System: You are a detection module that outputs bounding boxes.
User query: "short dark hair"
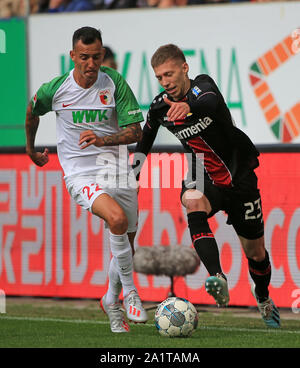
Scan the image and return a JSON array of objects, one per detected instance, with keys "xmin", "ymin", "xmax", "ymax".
[
  {"xmin": 151, "ymin": 44, "xmax": 186, "ymax": 68},
  {"xmin": 72, "ymin": 27, "xmax": 102, "ymax": 48},
  {"xmin": 103, "ymin": 46, "xmax": 115, "ymax": 61}
]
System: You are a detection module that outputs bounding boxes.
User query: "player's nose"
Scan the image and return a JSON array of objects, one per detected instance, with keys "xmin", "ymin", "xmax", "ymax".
[
  {"xmin": 161, "ymin": 77, "xmax": 169, "ymax": 88},
  {"xmin": 87, "ymin": 57, "xmax": 97, "ymax": 69}
]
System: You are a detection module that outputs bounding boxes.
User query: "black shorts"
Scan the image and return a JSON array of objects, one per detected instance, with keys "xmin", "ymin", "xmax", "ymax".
[{"xmin": 180, "ymin": 170, "xmax": 264, "ymax": 240}]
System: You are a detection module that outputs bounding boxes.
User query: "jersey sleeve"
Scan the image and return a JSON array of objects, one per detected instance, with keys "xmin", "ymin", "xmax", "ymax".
[
  {"xmin": 133, "ymin": 102, "xmax": 161, "ymax": 180},
  {"xmin": 101, "ymin": 67, "xmax": 144, "ymax": 127},
  {"xmin": 136, "ymin": 103, "xmax": 160, "ymax": 155},
  {"xmin": 187, "ymin": 74, "xmax": 219, "ymax": 117},
  {"xmin": 31, "ymin": 73, "xmax": 69, "ymax": 116},
  {"xmin": 31, "ymin": 83, "xmax": 54, "ymax": 116}
]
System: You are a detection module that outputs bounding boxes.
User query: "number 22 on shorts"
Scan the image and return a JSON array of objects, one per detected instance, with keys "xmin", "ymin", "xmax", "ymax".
[{"xmin": 82, "ymin": 183, "xmax": 101, "ymax": 200}]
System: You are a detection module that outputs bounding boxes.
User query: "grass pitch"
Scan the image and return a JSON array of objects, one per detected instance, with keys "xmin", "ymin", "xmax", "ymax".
[{"xmin": 0, "ymin": 297, "xmax": 300, "ymax": 348}]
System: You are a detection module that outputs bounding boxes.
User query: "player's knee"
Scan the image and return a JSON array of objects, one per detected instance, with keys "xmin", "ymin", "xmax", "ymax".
[
  {"xmin": 246, "ymin": 249, "xmax": 266, "ymax": 262},
  {"xmin": 184, "ymin": 199, "xmax": 201, "ymax": 213},
  {"xmin": 183, "ymin": 197, "xmax": 210, "ymax": 214},
  {"xmin": 107, "ymin": 211, "xmax": 128, "ymax": 234}
]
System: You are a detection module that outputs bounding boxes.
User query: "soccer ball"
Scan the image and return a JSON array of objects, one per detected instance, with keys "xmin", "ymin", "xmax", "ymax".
[{"xmin": 155, "ymin": 297, "xmax": 198, "ymax": 337}]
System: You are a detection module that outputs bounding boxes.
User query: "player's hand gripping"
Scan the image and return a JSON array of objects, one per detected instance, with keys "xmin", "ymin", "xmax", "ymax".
[
  {"xmin": 79, "ymin": 130, "xmax": 102, "ymax": 149},
  {"xmin": 164, "ymin": 96, "xmax": 190, "ymax": 121},
  {"xmin": 27, "ymin": 148, "xmax": 49, "ymax": 167}
]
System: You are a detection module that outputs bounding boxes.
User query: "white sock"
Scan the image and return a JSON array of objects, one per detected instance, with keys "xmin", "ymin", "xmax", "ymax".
[
  {"xmin": 106, "ymin": 256, "xmax": 122, "ymax": 305},
  {"xmin": 109, "ymin": 231, "xmax": 136, "ymax": 297}
]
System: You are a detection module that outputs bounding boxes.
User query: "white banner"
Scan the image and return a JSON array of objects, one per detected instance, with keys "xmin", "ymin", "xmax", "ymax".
[{"xmin": 28, "ymin": 3, "xmax": 300, "ymax": 145}]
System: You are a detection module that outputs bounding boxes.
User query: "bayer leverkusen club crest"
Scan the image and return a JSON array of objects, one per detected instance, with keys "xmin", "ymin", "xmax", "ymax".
[{"xmin": 99, "ymin": 89, "xmax": 112, "ymax": 105}]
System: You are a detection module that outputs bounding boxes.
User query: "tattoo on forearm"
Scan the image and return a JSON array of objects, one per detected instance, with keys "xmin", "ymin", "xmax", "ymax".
[
  {"xmin": 25, "ymin": 103, "xmax": 40, "ymax": 152},
  {"xmin": 101, "ymin": 123, "xmax": 142, "ymax": 146}
]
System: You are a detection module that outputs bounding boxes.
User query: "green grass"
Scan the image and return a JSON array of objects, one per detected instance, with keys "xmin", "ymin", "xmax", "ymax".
[{"xmin": 1, "ymin": 298, "xmax": 300, "ymax": 348}]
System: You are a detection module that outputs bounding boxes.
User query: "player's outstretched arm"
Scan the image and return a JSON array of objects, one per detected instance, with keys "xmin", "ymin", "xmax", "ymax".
[
  {"xmin": 79, "ymin": 122, "xmax": 142, "ymax": 149},
  {"xmin": 25, "ymin": 102, "xmax": 49, "ymax": 167}
]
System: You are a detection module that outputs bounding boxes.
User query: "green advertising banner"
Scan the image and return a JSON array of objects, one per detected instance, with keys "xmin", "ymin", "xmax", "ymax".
[{"xmin": 0, "ymin": 18, "xmax": 27, "ymax": 146}]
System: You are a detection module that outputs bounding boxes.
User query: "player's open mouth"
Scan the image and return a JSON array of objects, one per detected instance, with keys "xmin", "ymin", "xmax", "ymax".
[{"xmin": 166, "ymin": 87, "xmax": 176, "ymax": 94}]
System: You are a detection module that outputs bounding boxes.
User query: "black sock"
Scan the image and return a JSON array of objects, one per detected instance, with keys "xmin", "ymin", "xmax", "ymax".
[
  {"xmin": 187, "ymin": 211, "xmax": 223, "ymax": 276},
  {"xmin": 248, "ymin": 251, "xmax": 271, "ymax": 303}
]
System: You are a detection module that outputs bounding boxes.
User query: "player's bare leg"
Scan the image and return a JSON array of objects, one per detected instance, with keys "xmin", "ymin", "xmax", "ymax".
[
  {"xmin": 92, "ymin": 194, "xmax": 136, "ymax": 295},
  {"xmin": 93, "ymin": 194, "xmax": 134, "ymax": 332},
  {"xmin": 240, "ymin": 235, "xmax": 280, "ymax": 328},
  {"xmin": 182, "ymin": 189, "xmax": 229, "ymax": 306}
]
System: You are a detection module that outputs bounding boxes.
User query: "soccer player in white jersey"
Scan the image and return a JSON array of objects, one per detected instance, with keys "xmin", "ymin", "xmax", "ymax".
[{"xmin": 25, "ymin": 26, "xmax": 148, "ymax": 333}]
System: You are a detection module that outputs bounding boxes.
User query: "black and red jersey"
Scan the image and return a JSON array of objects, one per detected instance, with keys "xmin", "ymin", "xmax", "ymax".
[{"xmin": 135, "ymin": 74, "xmax": 259, "ymax": 188}]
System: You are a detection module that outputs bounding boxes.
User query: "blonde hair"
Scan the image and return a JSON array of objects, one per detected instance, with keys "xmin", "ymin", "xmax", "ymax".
[{"xmin": 151, "ymin": 44, "xmax": 186, "ymax": 68}]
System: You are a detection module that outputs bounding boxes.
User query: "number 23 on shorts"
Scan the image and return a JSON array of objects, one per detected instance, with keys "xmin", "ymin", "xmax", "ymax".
[{"xmin": 244, "ymin": 198, "xmax": 262, "ymax": 221}]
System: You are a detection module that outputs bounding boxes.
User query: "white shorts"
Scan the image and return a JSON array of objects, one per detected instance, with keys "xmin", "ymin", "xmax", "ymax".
[{"xmin": 65, "ymin": 173, "xmax": 138, "ymax": 233}]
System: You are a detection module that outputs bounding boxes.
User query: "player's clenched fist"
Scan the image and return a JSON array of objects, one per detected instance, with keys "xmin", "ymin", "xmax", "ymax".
[{"xmin": 27, "ymin": 148, "xmax": 49, "ymax": 167}]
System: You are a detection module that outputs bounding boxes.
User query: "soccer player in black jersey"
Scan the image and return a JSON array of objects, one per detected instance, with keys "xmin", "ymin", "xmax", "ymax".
[{"xmin": 134, "ymin": 44, "xmax": 280, "ymax": 328}]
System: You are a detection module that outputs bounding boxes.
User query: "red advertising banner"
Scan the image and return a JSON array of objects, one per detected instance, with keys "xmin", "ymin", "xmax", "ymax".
[{"xmin": 0, "ymin": 152, "xmax": 300, "ymax": 308}]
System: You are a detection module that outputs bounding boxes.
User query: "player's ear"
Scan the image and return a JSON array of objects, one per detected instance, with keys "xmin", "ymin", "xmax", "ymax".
[
  {"xmin": 100, "ymin": 47, "xmax": 106, "ymax": 65},
  {"xmin": 70, "ymin": 50, "xmax": 75, "ymax": 62},
  {"xmin": 182, "ymin": 62, "xmax": 189, "ymax": 75}
]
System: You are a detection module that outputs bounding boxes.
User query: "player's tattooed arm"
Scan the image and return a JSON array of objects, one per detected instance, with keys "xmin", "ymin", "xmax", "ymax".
[
  {"xmin": 25, "ymin": 102, "xmax": 49, "ymax": 166},
  {"xmin": 79, "ymin": 122, "xmax": 142, "ymax": 149}
]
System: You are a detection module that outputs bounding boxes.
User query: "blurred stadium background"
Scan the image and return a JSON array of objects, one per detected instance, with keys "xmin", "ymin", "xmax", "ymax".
[{"xmin": 1, "ymin": 0, "xmax": 300, "ymax": 317}]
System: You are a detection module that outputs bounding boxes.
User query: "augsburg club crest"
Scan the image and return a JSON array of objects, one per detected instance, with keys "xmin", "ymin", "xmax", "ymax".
[{"xmin": 99, "ymin": 89, "xmax": 112, "ymax": 105}]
